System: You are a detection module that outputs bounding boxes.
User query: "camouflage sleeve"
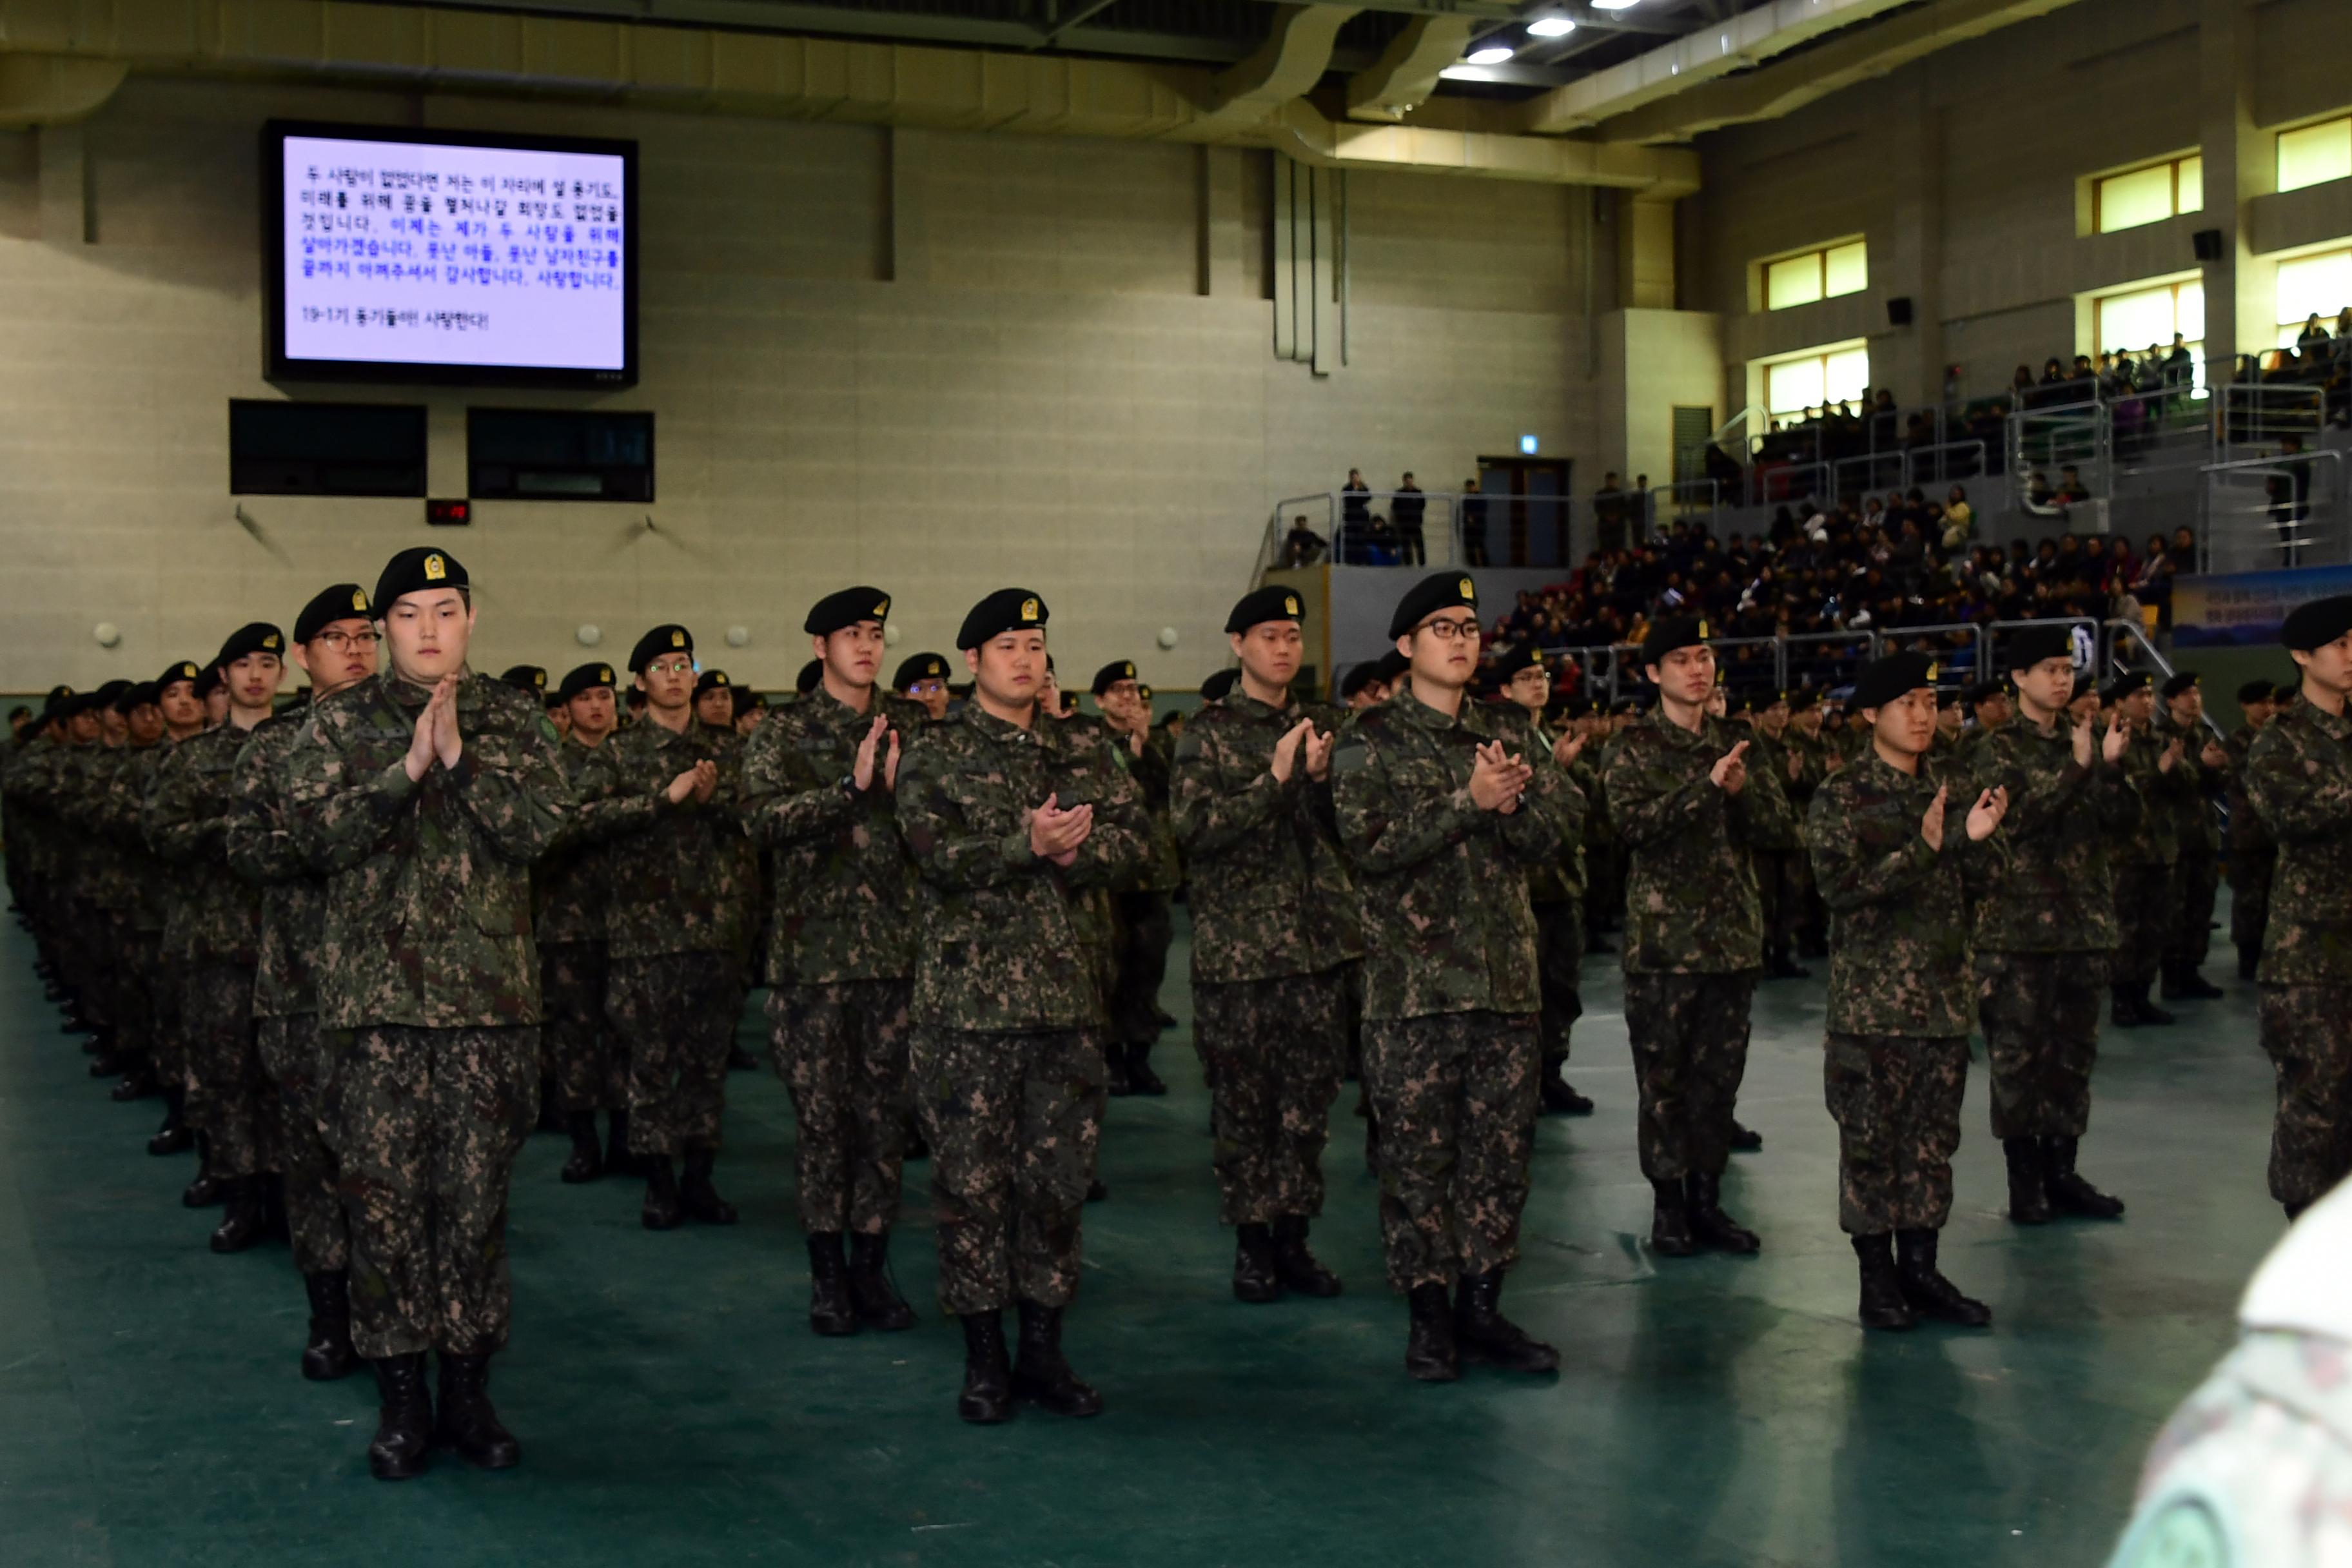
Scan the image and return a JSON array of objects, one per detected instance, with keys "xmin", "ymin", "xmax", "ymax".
[
  {"xmin": 1727, "ymin": 745, "xmax": 1796, "ymax": 847},
  {"xmin": 2246, "ymin": 726, "xmax": 2352, "ymax": 843},
  {"xmin": 142, "ymin": 740, "xmax": 220, "ymax": 864},
  {"xmin": 896, "ymin": 738, "xmax": 1043, "ymax": 892},
  {"xmin": 1602, "ymin": 739, "xmax": 1725, "ymax": 852},
  {"xmin": 1170, "ymin": 721, "xmax": 1291, "ymax": 855},
  {"xmin": 737, "ymin": 718, "xmax": 859, "ymax": 849},
  {"xmin": 447, "ymin": 718, "xmax": 570, "ymax": 867},
  {"xmin": 1807, "ymin": 788, "xmax": 1940, "ymax": 912},
  {"xmin": 2099, "ymin": 752, "xmax": 2147, "ymax": 835},
  {"xmin": 222, "ymin": 729, "xmax": 306, "ymax": 887},
  {"xmin": 566, "ymin": 738, "xmax": 667, "ymax": 844},
  {"xmin": 1063, "ymin": 736, "xmax": 1150, "ymax": 890},
  {"xmin": 1500, "ymin": 747, "xmax": 1583, "ymax": 866},
  {"xmin": 1126, "ymin": 727, "xmax": 1172, "ymax": 808},
  {"xmin": 1972, "ymin": 741, "xmax": 2090, "ymax": 842},
  {"xmin": 1330, "ymin": 727, "xmax": 1491, "ymax": 876},
  {"xmin": 283, "ymin": 714, "xmax": 422, "ymax": 875}
]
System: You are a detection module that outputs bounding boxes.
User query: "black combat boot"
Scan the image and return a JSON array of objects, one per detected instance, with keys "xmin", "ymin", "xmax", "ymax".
[
  {"xmin": 679, "ymin": 1146, "xmax": 738, "ymax": 1224},
  {"xmin": 1649, "ymin": 1177, "xmax": 1698, "ymax": 1257},
  {"xmin": 209, "ymin": 1175, "xmax": 266, "ymax": 1253},
  {"xmin": 301, "ymin": 1270, "xmax": 358, "ymax": 1380},
  {"xmin": 110, "ymin": 1062, "xmax": 156, "ymax": 1101},
  {"xmin": 2003, "ymin": 1138, "xmax": 2050, "ymax": 1224},
  {"xmin": 846, "ymin": 1231, "xmax": 917, "ymax": 1330},
  {"xmin": 956, "ymin": 1311, "xmax": 1014, "ymax": 1424},
  {"xmin": 558, "ymin": 1112, "xmax": 602, "ymax": 1184},
  {"xmin": 1538, "ymin": 1055, "xmax": 1594, "ymax": 1115},
  {"xmin": 2135, "ymin": 986, "xmax": 2177, "ymax": 1026},
  {"xmin": 1896, "ymin": 1230, "xmax": 1992, "ymax": 1327},
  {"xmin": 88, "ymin": 1041, "xmax": 128, "ymax": 1077},
  {"xmin": 1687, "ymin": 1172, "xmax": 1761, "ymax": 1254},
  {"xmin": 1454, "ymin": 1269, "xmax": 1560, "ymax": 1373},
  {"xmin": 640, "ymin": 1156, "xmax": 683, "ymax": 1231},
  {"xmin": 1086, "ymin": 1179, "xmax": 1109, "ymax": 1203},
  {"xmin": 148, "ymin": 1089, "xmax": 193, "ymax": 1157},
  {"xmin": 807, "ymin": 1232, "xmax": 859, "ymax": 1336},
  {"xmin": 1729, "ymin": 1121, "xmax": 1764, "ymax": 1153},
  {"xmin": 1124, "ymin": 1041, "xmax": 1168, "ymax": 1096},
  {"xmin": 1011, "ymin": 1300, "xmax": 1102, "ymax": 1417},
  {"xmin": 367, "ymin": 1353, "xmax": 433, "ymax": 1481},
  {"xmin": 1851, "ymin": 1234, "xmax": 1914, "ymax": 1330},
  {"xmin": 1272, "ymin": 1215, "xmax": 1343, "ymax": 1297},
  {"xmin": 1404, "ymin": 1282, "xmax": 1460, "ymax": 1382},
  {"xmin": 534, "ymin": 1077, "xmax": 565, "ymax": 1134},
  {"xmin": 434, "ymin": 1351, "xmax": 521, "ymax": 1470},
  {"xmin": 2162, "ymin": 964, "xmax": 2224, "ymax": 1001},
  {"xmin": 604, "ymin": 1109, "xmax": 638, "ymax": 1179},
  {"xmin": 2043, "ymin": 1136, "xmax": 2124, "ymax": 1219},
  {"xmin": 1231, "ymin": 1222, "xmax": 1282, "ymax": 1303},
  {"xmin": 2109, "ymin": 984, "xmax": 2142, "ymax": 1028}
]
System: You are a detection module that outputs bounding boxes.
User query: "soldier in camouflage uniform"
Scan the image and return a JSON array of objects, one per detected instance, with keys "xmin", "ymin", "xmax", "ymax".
[
  {"xmin": 894, "ymin": 587, "xmax": 1148, "ymax": 1424},
  {"xmin": 2154, "ymin": 671, "xmax": 2230, "ymax": 1001},
  {"xmin": 283, "ymin": 547, "xmax": 570, "ymax": 1480},
  {"xmin": 1333, "ymin": 573, "xmax": 1567, "ymax": 1383},
  {"xmin": 55, "ymin": 681, "xmax": 138, "ymax": 1085},
  {"xmin": 1745, "ymin": 689, "xmax": 1812, "ymax": 980},
  {"xmin": 1491, "ymin": 642, "xmax": 1596, "ymax": 1115},
  {"xmin": 15, "ymin": 692, "xmax": 106, "ymax": 1054},
  {"xmin": 1171, "ymin": 585, "xmax": 1358, "ymax": 1303},
  {"xmin": 2242, "ymin": 596, "xmax": 2352, "ymax": 1219},
  {"xmin": 2106, "ymin": 672, "xmax": 2187, "ymax": 1027},
  {"xmin": 2225, "ymin": 680, "xmax": 2278, "ymax": 981},
  {"xmin": 536, "ymin": 662, "xmax": 629, "ymax": 1183},
  {"xmin": 83, "ymin": 680, "xmax": 171, "ymax": 1105},
  {"xmin": 121, "ymin": 664, "xmax": 210, "ymax": 1157},
  {"xmin": 1967, "ymin": 622, "xmax": 2137, "ymax": 1225},
  {"xmin": 895, "ymin": 651, "xmax": 955, "ymax": 723},
  {"xmin": 1092, "ymin": 659, "xmax": 1181, "ymax": 1097},
  {"xmin": 574, "ymin": 624, "xmax": 754, "ymax": 1230},
  {"xmin": 224, "ymin": 585, "xmax": 378, "ymax": 1383},
  {"xmin": 144, "ymin": 622, "xmax": 286, "ymax": 1252},
  {"xmin": 1809, "ymin": 652, "xmax": 2009, "ymax": 1332},
  {"xmin": 1603, "ymin": 615, "xmax": 1796, "ymax": 1259},
  {"xmin": 1, "ymin": 689, "xmax": 75, "ymax": 1028},
  {"xmin": 1784, "ymin": 689, "xmax": 1834, "ymax": 957},
  {"xmin": 739, "ymin": 587, "xmax": 925, "ymax": 1337}
]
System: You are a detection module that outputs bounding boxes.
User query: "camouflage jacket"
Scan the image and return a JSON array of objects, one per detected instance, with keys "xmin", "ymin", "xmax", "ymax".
[
  {"xmin": 2116, "ymin": 724, "xmax": 2190, "ymax": 867},
  {"xmin": 2153, "ymin": 711, "xmax": 2225, "ymax": 855},
  {"xmin": 284, "ymin": 669, "xmax": 571, "ymax": 1030},
  {"xmin": 1331, "ymin": 692, "xmax": 1563, "ymax": 1021},
  {"xmin": 1502, "ymin": 710, "xmax": 1589, "ymax": 905},
  {"xmin": 531, "ymin": 738, "xmax": 612, "ymax": 947},
  {"xmin": 1808, "ymin": 752, "xmax": 2009, "ymax": 1036},
  {"xmin": 1170, "ymin": 691, "xmax": 1362, "ymax": 985},
  {"xmin": 6, "ymin": 736, "xmax": 74, "ymax": 882},
  {"xmin": 1739, "ymin": 730, "xmax": 1807, "ymax": 851},
  {"xmin": 2224, "ymin": 723, "xmax": 2272, "ymax": 854},
  {"xmin": 896, "ymin": 703, "xmax": 1150, "ymax": 1031},
  {"xmin": 737, "ymin": 688, "xmax": 925, "ymax": 987},
  {"xmin": 1071, "ymin": 716, "xmax": 1182, "ymax": 894},
  {"xmin": 224, "ymin": 709, "xmax": 326, "ymax": 1018},
  {"xmin": 92, "ymin": 743, "xmax": 172, "ymax": 933},
  {"xmin": 2244, "ymin": 698, "xmax": 2352, "ymax": 986},
  {"xmin": 1603, "ymin": 711, "xmax": 1795, "ymax": 975},
  {"xmin": 573, "ymin": 714, "xmax": 752, "ymax": 961},
  {"xmin": 1966, "ymin": 717, "xmax": 2141, "ymax": 954},
  {"xmin": 144, "ymin": 721, "xmax": 267, "ymax": 968}
]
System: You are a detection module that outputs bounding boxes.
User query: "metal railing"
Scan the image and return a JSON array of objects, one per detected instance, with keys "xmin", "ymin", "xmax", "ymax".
[
  {"xmin": 2006, "ymin": 398, "xmax": 2110, "ymax": 511},
  {"xmin": 2199, "ymin": 448, "xmax": 2347, "ymax": 572}
]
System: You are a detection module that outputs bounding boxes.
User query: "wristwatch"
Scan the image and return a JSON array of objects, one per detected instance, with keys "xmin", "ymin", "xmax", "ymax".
[{"xmin": 838, "ymin": 772, "xmax": 861, "ymax": 798}]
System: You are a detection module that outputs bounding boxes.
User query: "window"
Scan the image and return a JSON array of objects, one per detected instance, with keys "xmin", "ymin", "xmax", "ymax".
[
  {"xmin": 2278, "ymin": 117, "xmax": 2352, "ymax": 195},
  {"xmin": 1761, "ymin": 240, "xmax": 1867, "ymax": 311},
  {"xmin": 1762, "ymin": 341, "xmax": 1870, "ymax": 418},
  {"xmin": 2093, "ymin": 154, "xmax": 2201, "ymax": 233},
  {"xmin": 2092, "ymin": 277, "xmax": 2204, "ymax": 391},
  {"xmin": 2275, "ymin": 248, "xmax": 2352, "ymax": 346}
]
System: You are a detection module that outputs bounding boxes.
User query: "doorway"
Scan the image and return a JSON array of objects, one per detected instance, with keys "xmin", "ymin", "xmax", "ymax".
[{"xmin": 1471, "ymin": 456, "xmax": 1576, "ymax": 569}]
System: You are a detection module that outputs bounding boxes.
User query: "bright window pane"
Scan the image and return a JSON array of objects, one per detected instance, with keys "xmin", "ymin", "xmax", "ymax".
[
  {"xmin": 1824, "ymin": 346, "xmax": 1871, "ymax": 405},
  {"xmin": 1766, "ymin": 254, "xmax": 1821, "ymax": 310},
  {"xmin": 2098, "ymin": 164, "xmax": 2176, "ymax": 233},
  {"xmin": 2277, "ymin": 251, "xmax": 2352, "ymax": 333},
  {"xmin": 2176, "ymin": 155, "xmax": 2202, "ymax": 213},
  {"xmin": 2278, "ymin": 120, "xmax": 2352, "ymax": 194},
  {"xmin": 2097, "ymin": 284, "xmax": 2179, "ymax": 353},
  {"xmin": 1766, "ymin": 358, "xmax": 1824, "ymax": 415},
  {"xmin": 2177, "ymin": 279, "xmax": 2205, "ymax": 341},
  {"xmin": 1824, "ymin": 241, "xmax": 1867, "ymax": 299}
]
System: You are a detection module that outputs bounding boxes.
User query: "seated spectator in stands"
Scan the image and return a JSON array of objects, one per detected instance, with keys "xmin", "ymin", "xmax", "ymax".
[
  {"xmin": 1941, "ymin": 485, "xmax": 1974, "ymax": 551},
  {"xmin": 2298, "ymin": 313, "xmax": 2330, "ymax": 351},
  {"xmin": 1391, "ymin": 473, "xmax": 1426, "ymax": 566},
  {"xmin": 2024, "ymin": 470, "xmax": 2066, "ymax": 516},
  {"xmin": 2171, "ymin": 525, "xmax": 2198, "ymax": 564},
  {"xmin": 2136, "ymin": 536, "xmax": 2177, "ymax": 630},
  {"xmin": 1459, "ymin": 477, "xmax": 1489, "ymax": 566},
  {"xmin": 2056, "ymin": 465, "xmax": 2092, "ymax": 504},
  {"xmin": 1279, "ymin": 513, "xmax": 1328, "ymax": 568},
  {"xmin": 2164, "ymin": 333, "xmax": 2195, "ymax": 391},
  {"xmin": 2099, "ymin": 534, "xmax": 2137, "ymax": 596}
]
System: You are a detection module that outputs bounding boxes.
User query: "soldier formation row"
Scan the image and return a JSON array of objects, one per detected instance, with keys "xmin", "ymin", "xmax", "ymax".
[{"xmin": 7, "ymin": 554, "xmax": 2351, "ymax": 1482}]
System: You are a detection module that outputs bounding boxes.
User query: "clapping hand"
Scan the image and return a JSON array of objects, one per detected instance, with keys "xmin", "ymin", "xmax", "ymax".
[
  {"xmin": 1270, "ymin": 719, "xmax": 1314, "ymax": 784},
  {"xmin": 1711, "ymin": 740, "xmax": 1750, "ymax": 796},
  {"xmin": 1965, "ymin": 785, "xmax": 2008, "ymax": 841},
  {"xmin": 1469, "ymin": 740, "xmax": 1533, "ymax": 813},
  {"xmin": 853, "ymin": 716, "xmax": 888, "ymax": 791},
  {"xmin": 1553, "ymin": 730, "xmax": 1588, "ymax": 768},
  {"xmin": 1921, "ymin": 785, "xmax": 1949, "ymax": 852},
  {"xmin": 1028, "ymin": 792, "xmax": 1094, "ymax": 867}
]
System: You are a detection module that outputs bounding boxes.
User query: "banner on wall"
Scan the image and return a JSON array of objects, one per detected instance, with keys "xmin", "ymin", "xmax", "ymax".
[{"xmin": 2173, "ymin": 565, "xmax": 2352, "ymax": 647}]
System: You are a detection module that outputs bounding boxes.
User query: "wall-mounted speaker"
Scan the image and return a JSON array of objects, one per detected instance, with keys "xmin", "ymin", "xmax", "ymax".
[
  {"xmin": 2192, "ymin": 228, "xmax": 2224, "ymax": 262},
  {"xmin": 1886, "ymin": 297, "xmax": 1914, "ymax": 327}
]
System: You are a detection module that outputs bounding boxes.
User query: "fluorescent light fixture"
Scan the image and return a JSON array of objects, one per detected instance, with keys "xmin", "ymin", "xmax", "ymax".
[
  {"xmin": 1465, "ymin": 44, "xmax": 1516, "ymax": 63},
  {"xmin": 1591, "ymin": 0, "xmax": 1641, "ymax": 10},
  {"xmin": 1527, "ymin": 14, "xmax": 1576, "ymax": 35}
]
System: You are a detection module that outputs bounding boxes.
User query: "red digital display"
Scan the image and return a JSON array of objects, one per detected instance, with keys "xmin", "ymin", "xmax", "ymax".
[{"xmin": 427, "ymin": 498, "xmax": 472, "ymax": 526}]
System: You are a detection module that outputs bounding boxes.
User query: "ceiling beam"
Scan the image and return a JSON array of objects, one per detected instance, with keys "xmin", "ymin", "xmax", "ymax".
[
  {"xmin": 1345, "ymin": 13, "xmax": 1475, "ymax": 120},
  {"xmin": 1194, "ymin": 3, "xmax": 1360, "ymax": 133}
]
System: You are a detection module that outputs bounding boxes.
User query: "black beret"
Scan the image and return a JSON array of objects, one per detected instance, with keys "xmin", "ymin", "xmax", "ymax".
[
  {"xmin": 732, "ymin": 687, "xmax": 765, "ymax": 721},
  {"xmin": 1091, "ymin": 660, "xmax": 1140, "ymax": 698},
  {"xmin": 40, "ymin": 683, "xmax": 75, "ymax": 719},
  {"xmin": 1387, "ymin": 572, "xmax": 1480, "ymax": 640},
  {"xmin": 2004, "ymin": 621, "xmax": 2075, "ymax": 672},
  {"xmin": 1373, "ymin": 649, "xmax": 1411, "ymax": 684},
  {"xmin": 1338, "ymin": 662, "xmax": 1384, "ymax": 699},
  {"xmin": 695, "ymin": 669, "xmax": 732, "ymax": 696},
  {"xmin": 48, "ymin": 691, "xmax": 86, "ymax": 721},
  {"xmin": 1965, "ymin": 680, "xmax": 2004, "ymax": 705},
  {"xmin": 294, "ymin": 583, "xmax": 373, "ymax": 644},
  {"xmin": 556, "ymin": 662, "xmax": 618, "ymax": 701},
  {"xmin": 1227, "ymin": 585, "xmax": 1306, "ymax": 635},
  {"xmin": 629, "ymin": 625, "xmax": 694, "ymax": 674},
  {"xmin": 1783, "ymin": 687, "xmax": 1816, "ymax": 712},
  {"xmin": 1850, "ymin": 652, "xmax": 1939, "ymax": 711},
  {"xmin": 2102, "ymin": 671, "xmax": 2149, "ymax": 702},
  {"xmin": 894, "ymin": 653, "xmax": 950, "ymax": 691},
  {"xmin": 193, "ymin": 665, "xmax": 224, "ymax": 699},
  {"xmin": 1490, "ymin": 643, "xmax": 1543, "ymax": 682},
  {"xmin": 1611, "ymin": 697, "xmax": 1640, "ymax": 716},
  {"xmin": 2235, "ymin": 680, "xmax": 2273, "ymax": 705},
  {"xmin": 2281, "ymin": 595, "xmax": 2352, "ymax": 652},
  {"xmin": 957, "ymin": 588, "xmax": 1049, "ymax": 651},
  {"xmin": 1200, "ymin": 669, "xmax": 1239, "ymax": 701},
  {"xmin": 1642, "ymin": 614, "xmax": 1712, "ymax": 667},
  {"xmin": 2160, "ymin": 671, "xmax": 2200, "ymax": 700},
  {"xmin": 157, "ymin": 661, "xmax": 202, "ymax": 691},
  {"xmin": 1762, "ymin": 689, "xmax": 1791, "ymax": 709},
  {"xmin": 500, "ymin": 665, "xmax": 548, "ymax": 694},
  {"xmin": 805, "ymin": 586, "xmax": 892, "ymax": 638},
  {"xmin": 118, "ymin": 681, "xmax": 159, "ymax": 713},
  {"xmin": 796, "ymin": 659, "xmax": 823, "ymax": 696},
  {"xmin": 1936, "ymin": 687, "xmax": 1963, "ymax": 709},
  {"xmin": 373, "ymin": 547, "xmax": 467, "ymax": 611},
  {"xmin": 215, "ymin": 622, "xmax": 286, "ymax": 667},
  {"xmin": 90, "ymin": 680, "xmax": 132, "ymax": 715},
  {"xmin": 544, "ymin": 691, "xmax": 567, "ymax": 712}
]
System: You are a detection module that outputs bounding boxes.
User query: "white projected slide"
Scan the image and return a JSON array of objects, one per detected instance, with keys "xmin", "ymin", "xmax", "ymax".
[{"xmin": 280, "ymin": 133, "xmax": 628, "ymax": 373}]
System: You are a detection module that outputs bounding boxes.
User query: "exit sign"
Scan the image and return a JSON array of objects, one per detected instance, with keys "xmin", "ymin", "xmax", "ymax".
[{"xmin": 1518, "ymin": 435, "xmax": 1539, "ymax": 455}]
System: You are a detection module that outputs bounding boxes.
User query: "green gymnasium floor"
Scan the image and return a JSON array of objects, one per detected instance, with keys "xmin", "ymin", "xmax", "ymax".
[{"xmin": 1, "ymin": 909, "xmax": 2286, "ymax": 1567}]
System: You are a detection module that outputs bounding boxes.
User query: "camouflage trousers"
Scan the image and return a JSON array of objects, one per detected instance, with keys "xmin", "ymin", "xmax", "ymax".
[
  {"xmin": 1823, "ymin": 1032, "xmax": 1968, "ymax": 1235},
  {"xmin": 2229, "ymin": 851, "xmax": 2274, "ymax": 958},
  {"xmin": 149, "ymin": 956, "xmax": 186, "ymax": 1092},
  {"xmin": 1622, "ymin": 971, "xmax": 1756, "ymax": 1182},
  {"xmin": 1754, "ymin": 849, "xmax": 1807, "ymax": 962},
  {"xmin": 1110, "ymin": 890, "xmax": 1174, "ymax": 1050},
  {"xmin": 768, "ymin": 979, "xmax": 914, "ymax": 1236},
  {"xmin": 256, "ymin": 1012, "xmax": 349, "ymax": 1275},
  {"xmin": 2166, "ymin": 847, "xmax": 2220, "ymax": 972},
  {"xmin": 1193, "ymin": 969, "xmax": 1346, "ymax": 1228},
  {"xmin": 911, "ymin": 1027, "xmax": 1106, "ymax": 1317},
  {"xmin": 2111, "ymin": 863, "xmax": 2172, "ymax": 990},
  {"xmin": 322, "ymin": 1024, "xmax": 536, "ymax": 1360},
  {"xmin": 60, "ymin": 897, "xmax": 117, "ymax": 1033},
  {"xmin": 608, "ymin": 951, "xmax": 741, "ymax": 1157},
  {"xmin": 183, "ymin": 961, "xmax": 277, "ymax": 1179},
  {"xmin": 1533, "ymin": 899, "xmax": 1585, "ymax": 1065},
  {"xmin": 2258, "ymin": 984, "xmax": 2352, "ymax": 1210},
  {"xmin": 1362, "ymin": 1010, "xmax": 1540, "ymax": 1293},
  {"xmin": 1977, "ymin": 950, "xmax": 2104, "ymax": 1139},
  {"xmin": 109, "ymin": 919, "xmax": 158, "ymax": 1068},
  {"xmin": 541, "ymin": 941, "xmax": 624, "ymax": 1114}
]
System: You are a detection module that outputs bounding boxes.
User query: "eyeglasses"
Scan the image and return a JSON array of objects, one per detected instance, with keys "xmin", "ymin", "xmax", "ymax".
[
  {"xmin": 315, "ymin": 629, "xmax": 380, "ymax": 652},
  {"xmin": 1418, "ymin": 618, "xmax": 1482, "ymax": 642},
  {"xmin": 645, "ymin": 659, "xmax": 696, "ymax": 678},
  {"xmin": 908, "ymin": 681, "xmax": 945, "ymax": 696}
]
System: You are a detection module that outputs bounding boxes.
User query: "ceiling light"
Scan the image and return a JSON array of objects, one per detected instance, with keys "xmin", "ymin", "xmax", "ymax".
[
  {"xmin": 1592, "ymin": 0, "xmax": 1640, "ymax": 10},
  {"xmin": 1527, "ymin": 15, "xmax": 1576, "ymax": 35},
  {"xmin": 1465, "ymin": 44, "xmax": 1516, "ymax": 64}
]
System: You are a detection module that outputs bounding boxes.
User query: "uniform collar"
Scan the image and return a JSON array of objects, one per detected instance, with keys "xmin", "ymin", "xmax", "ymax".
[{"xmin": 963, "ymin": 703, "xmax": 1043, "ymax": 743}]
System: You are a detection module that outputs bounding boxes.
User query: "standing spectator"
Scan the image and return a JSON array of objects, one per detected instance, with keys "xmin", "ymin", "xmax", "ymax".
[
  {"xmin": 1341, "ymin": 469, "xmax": 1372, "ymax": 538},
  {"xmin": 2269, "ymin": 435, "xmax": 2313, "ymax": 567},
  {"xmin": 1594, "ymin": 472, "xmax": 1629, "ymax": 555},
  {"xmin": 1460, "ymin": 477, "xmax": 1490, "ymax": 567},
  {"xmin": 1632, "ymin": 475, "xmax": 1654, "ymax": 545},
  {"xmin": 2297, "ymin": 313, "xmax": 2330, "ymax": 351},
  {"xmin": 1391, "ymin": 473, "xmax": 1427, "ymax": 567}
]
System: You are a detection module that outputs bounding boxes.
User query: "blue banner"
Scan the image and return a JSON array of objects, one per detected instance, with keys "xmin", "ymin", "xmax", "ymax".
[{"xmin": 2173, "ymin": 565, "xmax": 2352, "ymax": 647}]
